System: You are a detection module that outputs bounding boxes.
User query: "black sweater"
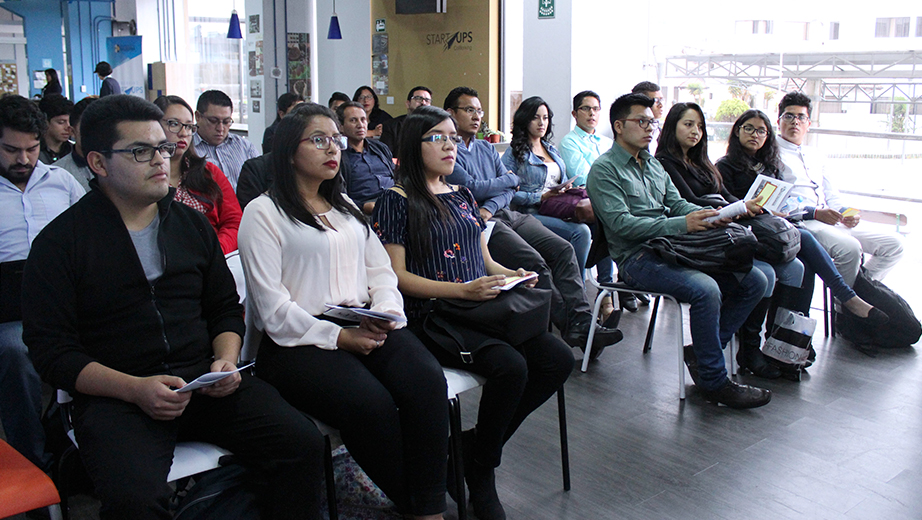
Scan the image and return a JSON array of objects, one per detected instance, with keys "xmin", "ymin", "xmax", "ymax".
[
  {"xmin": 657, "ymin": 154, "xmax": 737, "ymax": 208},
  {"xmin": 23, "ymin": 184, "xmax": 244, "ymax": 393}
]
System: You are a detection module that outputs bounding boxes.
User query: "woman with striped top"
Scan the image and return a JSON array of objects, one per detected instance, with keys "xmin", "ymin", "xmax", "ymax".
[{"xmin": 373, "ymin": 106, "xmax": 573, "ymax": 520}]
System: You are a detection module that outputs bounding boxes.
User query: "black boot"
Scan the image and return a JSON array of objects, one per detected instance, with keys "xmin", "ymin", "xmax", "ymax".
[
  {"xmin": 462, "ymin": 429, "xmax": 506, "ymax": 520},
  {"xmin": 737, "ymin": 298, "xmax": 781, "ymax": 379}
]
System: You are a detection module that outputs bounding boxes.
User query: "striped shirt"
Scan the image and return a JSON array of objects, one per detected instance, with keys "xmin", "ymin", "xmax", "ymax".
[
  {"xmin": 192, "ymin": 132, "xmax": 260, "ymax": 191},
  {"xmin": 373, "ymin": 186, "xmax": 486, "ymax": 319}
]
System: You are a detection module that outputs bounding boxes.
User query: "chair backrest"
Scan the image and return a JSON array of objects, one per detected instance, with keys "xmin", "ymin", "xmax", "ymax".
[
  {"xmin": 586, "ymin": 222, "xmax": 610, "ymax": 270},
  {"xmin": 240, "ymin": 296, "xmax": 262, "ymax": 363}
]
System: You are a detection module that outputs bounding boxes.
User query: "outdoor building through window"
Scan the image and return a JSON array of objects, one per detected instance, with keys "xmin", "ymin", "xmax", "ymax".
[{"xmin": 187, "ymin": 0, "xmax": 247, "ymax": 126}]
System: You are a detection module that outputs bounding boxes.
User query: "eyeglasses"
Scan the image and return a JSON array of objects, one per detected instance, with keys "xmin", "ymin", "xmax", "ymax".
[
  {"xmin": 421, "ymin": 134, "xmax": 462, "ymax": 145},
  {"xmin": 357, "ymin": 95, "xmax": 375, "ymax": 102},
  {"xmin": 410, "ymin": 96, "xmax": 432, "ymax": 104},
  {"xmin": 577, "ymin": 106, "xmax": 602, "ymax": 114},
  {"xmin": 162, "ymin": 119, "xmax": 199, "ymax": 134},
  {"xmin": 202, "ymin": 115, "xmax": 234, "ymax": 127},
  {"xmin": 780, "ymin": 113, "xmax": 810, "ymax": 123},
  {"xmin": 620, "ymin": 118, "xmax": 659, "ymax": 130},
  {"xmin": 652, "ymin": 97, "xmax": 665, "ymax": 106},
  {"xmin": 102, "ymin": 142, "xmax": 177, "ymax": 162},
  {"xmin": 740, "ymin": 124, "xmax": 768, "ymax": 137},
  {"xmin": 453, "ymin": 106, "xmax": 484, "ymax": 117},
  {"xmin": 300, "ymin": 135, "xmax": 347, "ymax": 150}
]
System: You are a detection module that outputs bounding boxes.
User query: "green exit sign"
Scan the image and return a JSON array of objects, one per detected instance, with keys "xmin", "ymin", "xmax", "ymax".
[{"xmin": 538, "ymin": 0, "xmax": 555, "ymax": 19}]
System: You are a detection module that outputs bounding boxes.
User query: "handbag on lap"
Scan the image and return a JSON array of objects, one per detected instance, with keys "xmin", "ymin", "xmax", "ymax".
[
  {"xmin": 538, "ymin": 188, "xmax": 595, "ymax": 223},
  {"xmin": 421, "ymin": 285, "xmax": 552, "ymax": 363}
]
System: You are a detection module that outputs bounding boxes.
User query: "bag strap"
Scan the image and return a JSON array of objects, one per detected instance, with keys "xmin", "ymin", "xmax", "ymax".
[{"xmin": 388, "ymin": 185, "xmax": 408, "ymax": 198}]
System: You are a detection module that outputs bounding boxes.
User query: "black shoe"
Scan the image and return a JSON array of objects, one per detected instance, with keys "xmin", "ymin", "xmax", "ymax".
[
  {"xmin": 700, "ymin": 379, "xmax": 772, "ymax": 409},
  {"xmin": 566, "ymin": 325, "xmax": 624, "ymax": 361},
  {"xmin": 683, "ymin": 344, "xmax": 702, "ymax": 387},
  {"xmin": 846, "ymin": 306, "xmax": 890, "ymax": 326},
  {"xmin": 619, "ymin": 292, "xmax": 638, "ymax": 312},
  {"xmin": 464, "ymin": 447, "xmax": 506, "ymax": 520},
  {"xmin": 602, "ymin": 308, "xmax": 623, "ymax": 329},
  {"xmin": 636, "ymin": 293, "xmax": 651, "ymax": 306},
  {"xmin": 737, "ymin": 340, "xmax": 782, "ymax": 380}
]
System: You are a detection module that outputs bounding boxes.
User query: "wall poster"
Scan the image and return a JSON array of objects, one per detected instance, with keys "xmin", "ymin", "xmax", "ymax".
[{"xmin": 287, "ymin": 33, "xmax": 310, "ymax": 100}]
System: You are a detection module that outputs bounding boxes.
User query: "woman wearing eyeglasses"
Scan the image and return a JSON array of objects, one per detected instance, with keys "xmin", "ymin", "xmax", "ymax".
[
  {"xmin": 239, "ymin": 103, "xmax": 449, "ymax": 520},
  {"xmin": 373, "ymin": 106, "xmax": 572, "ymax": 520},
  {"xmin": 154, "ymin": 95, "xmax": 242, "ymax": 255},
  {"xmin": 655, "ymin": 102, "xmax": 806, "ymax": 379},
  {"xmin": 717, "ymin": 110, "xmax": 886, "ymax": 360},
  {"xmin": 353, "ymin": 85, "xmax": 392, "ymax": 138},
  {"xmin": 501, "ymin": 96, "xmax": 595, "ymax": 275}
]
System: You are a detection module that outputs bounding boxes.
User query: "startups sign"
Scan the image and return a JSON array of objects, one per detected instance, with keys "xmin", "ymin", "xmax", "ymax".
[{"xmin": 426, "ymin": 31, "xmax": 474, "ymax": 52}]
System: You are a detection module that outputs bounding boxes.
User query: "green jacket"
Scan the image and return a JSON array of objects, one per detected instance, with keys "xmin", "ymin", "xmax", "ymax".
[{"xmin": 586, "ymin": 142, "xmax": 702, "ymax": 265}]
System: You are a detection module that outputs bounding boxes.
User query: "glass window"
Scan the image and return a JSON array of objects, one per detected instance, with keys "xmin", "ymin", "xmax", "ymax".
[
  {"xmin": 876, "ymin": 18, "xmax": 890, "ymax": 37},
  {"xmin": 187, "ymin": 0, "xmax": 247, "ymax": 125},
  {"xmin": 830, "ymin": 22, "xmax": 839, "ymax": 40},
  {"xmin": 895, "ymin": 17, "xmax": 910, "ymax": 37}
]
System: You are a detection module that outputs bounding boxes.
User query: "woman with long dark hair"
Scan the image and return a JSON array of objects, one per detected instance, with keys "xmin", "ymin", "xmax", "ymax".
[
  {"xmin": 373, "ymin": 106, "xmax": 573, "ymax": 520},
  {"xmin": 239, "ymin": 103, "xmax": 449, "ymax": 520},
  {"xmin": 717, "ymin": 109, "xmax": 886, "ymax": 349},
  {"xmin": 500, "ymin": 97, "xmax": 594, "ymax": 272},
  {"xmin": 154, "ymin": 95, "xmax": 242, "ymax": 255},
  {"xmin": 42, "ymin": 69, "xmax": 62, "ymax": 97},
  {"xmin": 655, "ymin": 102, "xmax": 804, "ymax": 378},
  {"xmin": 353, "ymin": 85, "xmax": 392, "ymax": 138}
]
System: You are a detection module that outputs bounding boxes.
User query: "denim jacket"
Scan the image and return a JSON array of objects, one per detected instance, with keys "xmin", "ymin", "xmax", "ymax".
[{"xmin": 501, "ymin": 143, "xmax": 570, "ymax": 213}]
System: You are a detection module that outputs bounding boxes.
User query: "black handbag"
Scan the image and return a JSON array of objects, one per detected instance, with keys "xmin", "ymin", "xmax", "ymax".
[
  {"xmin": 743, "ymin": 213, "xmax": 801, "ymax": 264},
  {"xmin": 422, "ymin": 285, "xmax": 552, "ymax": 363},
  {"xmin": 641, "ymin": 223, "xmax": 758, "ymax": 275}
]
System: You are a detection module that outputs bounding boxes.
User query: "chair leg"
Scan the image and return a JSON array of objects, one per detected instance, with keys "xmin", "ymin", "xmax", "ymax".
[
  {"xmin": 675, "ymin": 298, "xmax": 686, "ymax": 400},
  {"xmin": 48, "ymin": 504, "xmax": 64, "ymax": 520},
  {"xmin": 828, "ymin": 284, "xmax": 836, "ymax": 338},
  {"xmin": 324, "ymin": 435, "xmax": 338, "ymax": 520},
  {"xmin": 581, "ymin": 290, "xmax": 609, "ymax": 373},
  {"xmin": 823, "ymin": 282, "xmax": 831, "ymax": 337},
  {"xmin": 556, "ymin": 388, "xmax": 570, "ymax": 491},
  {"xmin": 448, "ymin": 397, "xmax": 467, "ymax": 520},
  {"xmin": 643, "ymin": 295, "xmax": 662, "ymax": 353}
]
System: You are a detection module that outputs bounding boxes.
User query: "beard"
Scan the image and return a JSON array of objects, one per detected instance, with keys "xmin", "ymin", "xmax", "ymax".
[{"xmin": 0, "ymin": 161, "xmax": 34, "ymax": 186}]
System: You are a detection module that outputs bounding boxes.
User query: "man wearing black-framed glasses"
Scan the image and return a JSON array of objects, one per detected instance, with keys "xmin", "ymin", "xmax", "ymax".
[
  {"xmin": 380, "ymin": 85, "xmax": 433, "ymax": 155},
  {"xmin": 192, "ymin": 90, "xmax": 260, "ymax": 190},
  {"xmin": 632, "ymin": 81, "xmax": 665, "ymax": 154},
  {"xmin": 588, "ymin": 93, "xmax": 771, "ymax": 409},
  {"xmin": 22, "ymin": 95, "xmax": 325, "ymax": 518}
]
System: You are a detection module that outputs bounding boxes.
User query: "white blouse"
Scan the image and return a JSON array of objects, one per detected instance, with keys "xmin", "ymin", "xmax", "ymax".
[{"xmin": 238, "ymin": 195, "xmax": 405, "ymax": 350}]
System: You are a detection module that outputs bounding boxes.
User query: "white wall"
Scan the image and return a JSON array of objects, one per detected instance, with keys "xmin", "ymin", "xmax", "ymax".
[
  {"xmin": 316, "ymin": 0, "xmax": 371, "ymax": 104},
  {"xmin": 522, "ymin": 0, "xmax": 571, "ymax": 146}
]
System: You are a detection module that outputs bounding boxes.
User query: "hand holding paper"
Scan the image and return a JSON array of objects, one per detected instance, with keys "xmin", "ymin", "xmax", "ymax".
[{"xmin": 175, "ymin": 361, "xmax": 254, "ymax": 393}]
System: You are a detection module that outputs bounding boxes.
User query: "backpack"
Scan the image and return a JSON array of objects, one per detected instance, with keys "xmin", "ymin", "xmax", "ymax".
[
  {"xmin": 744, "ymin": 213, "xmax": 801, "ymax": 264},
  {"xmin": 172, "ymin": 464, "xmax": 263, "ymax": 520},
  {"xmin": 641, "ymin": 222, "xmax": 758, "ymax": 276},
  {"xmin": 836, "ymin": 268, "xmax": 921, "ymax": 348}
]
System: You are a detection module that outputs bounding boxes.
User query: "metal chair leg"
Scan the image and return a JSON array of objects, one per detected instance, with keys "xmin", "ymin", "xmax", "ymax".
[
  {"xmin": 557, "ymin": 388, "xmax": 570, "ymax": 491},
  {"xmin": 448, "ymin": 397, "xmax": 467, "ymax": 520},
  {"xmin": 643, "ymin": 295, "xmax": 662, "ymax": 353}
]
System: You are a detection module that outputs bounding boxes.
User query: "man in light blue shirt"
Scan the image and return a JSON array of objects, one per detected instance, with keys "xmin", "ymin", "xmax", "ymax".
[
  {"xmin": 193, "ymin": 90, "xmax": 260, "ymax": 190},
  {"xmin": 559, "ymin": 90, "xmax": 613, "ymax": 186},
  {"xmin": 0, "ymin": 95, "xmax": 84, "ymax": 470}
]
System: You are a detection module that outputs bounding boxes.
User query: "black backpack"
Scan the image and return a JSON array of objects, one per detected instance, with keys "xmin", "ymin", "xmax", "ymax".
[
  {"xmin": 744, "ymin": 213, "xmax": 801, "ymax": 264},
  {"xmin": 642, "ymin": 222, "xmax": 758, "ymax": 275},
  {"xmin": 172, "ymin": 464, "xmax": 263, "ymax": 520},
  {"xmin": 836, "ymin": 268, "xmax": 921, "ymax": 348}
]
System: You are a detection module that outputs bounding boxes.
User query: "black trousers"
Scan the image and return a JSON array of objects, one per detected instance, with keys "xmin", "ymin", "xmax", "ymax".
[
  {"xmin": 257, "ymin": 327, "xmax": 449, "ymax": 516},
  {"xmin": 490, "ymin": 209, "xmax": 593, "ymax": 334},
  {"xmin": 72, "ymin": 373, "xmax": 325, "ymax": 520},
  {"xmin": 413, "ymin": 320, "xmax": 574, "ymax": 469}
]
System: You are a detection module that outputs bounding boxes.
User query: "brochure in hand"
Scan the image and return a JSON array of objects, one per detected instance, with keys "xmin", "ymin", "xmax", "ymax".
[
  {"xmin": 322, "ymin": 305, "xmax": 406, "ymax": 323},
  {"xmin": 175, "ymin": 361, "xmax": 255, "ymax": 393},
  {"xmin": 744, "ymin": 174, "xmax": 794, "ymax": 213}
]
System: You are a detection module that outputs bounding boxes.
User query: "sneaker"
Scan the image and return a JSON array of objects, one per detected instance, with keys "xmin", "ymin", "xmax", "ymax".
[{"xmin": 700, "ymin": 379, "xmax": 772, "ymax": 409}]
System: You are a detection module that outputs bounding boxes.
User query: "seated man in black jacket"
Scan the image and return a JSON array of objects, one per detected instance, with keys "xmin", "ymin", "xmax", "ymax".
[
  {"xmin": 336, "ymin": 101, "xmax": 396, "ymax": 214},
  {"xmin": 22, "ymin": 95, "xmax": 325, "ymax": 520}
]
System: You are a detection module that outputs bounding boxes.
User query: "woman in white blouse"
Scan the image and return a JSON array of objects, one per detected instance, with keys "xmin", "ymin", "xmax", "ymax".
[{"xmin": 238, "ymin": 103, "xmax": 448, "ymax": 520}]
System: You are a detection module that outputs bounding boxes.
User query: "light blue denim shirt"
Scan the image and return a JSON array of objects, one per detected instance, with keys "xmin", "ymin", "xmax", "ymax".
[
  {"xmin": 558, "ymin": 126, "xmax": 613, "ymax": 187},
  {"xmin": 501, "ymin": 142, "xmax": 570, "ymax": 213}
]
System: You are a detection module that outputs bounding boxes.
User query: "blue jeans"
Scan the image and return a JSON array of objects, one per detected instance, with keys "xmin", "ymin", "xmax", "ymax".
[
  {"xmin": 797, "ymin": 228, "xmax": 857, "ymax": 303},
  {"xmin": 0, "ymin": 321, "xmax": 48, "ymax": 469},
  {"xmin": 534, "ymin": 215, "xmax": 591, "ymax": 273},
  {"xmin": 752, "ymin": 258, "xmax": 804, "ymax": 298},
  {"xmin": 620, "ymin": 251, "xmax": 767, "ymax": 391}
]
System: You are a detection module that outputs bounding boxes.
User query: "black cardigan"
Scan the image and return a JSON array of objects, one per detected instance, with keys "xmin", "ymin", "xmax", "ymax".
[
  {"xmin": 657, "ymin": 154, "xmax": 738, "ymax": 208},
  {"xmin": 22, "ymin": 184, "xmax": 244, "ymax": 393}
]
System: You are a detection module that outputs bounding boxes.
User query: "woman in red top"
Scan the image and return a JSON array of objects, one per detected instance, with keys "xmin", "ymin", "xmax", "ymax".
[{"xmin": 154, "ymin": 95, "xmax": 242, "ymax": 254}]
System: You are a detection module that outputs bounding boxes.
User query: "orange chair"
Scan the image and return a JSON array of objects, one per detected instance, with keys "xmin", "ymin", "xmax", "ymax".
[{"xmin": 0, "ymin": 438, "xmax": 63, "ymax": 519}]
